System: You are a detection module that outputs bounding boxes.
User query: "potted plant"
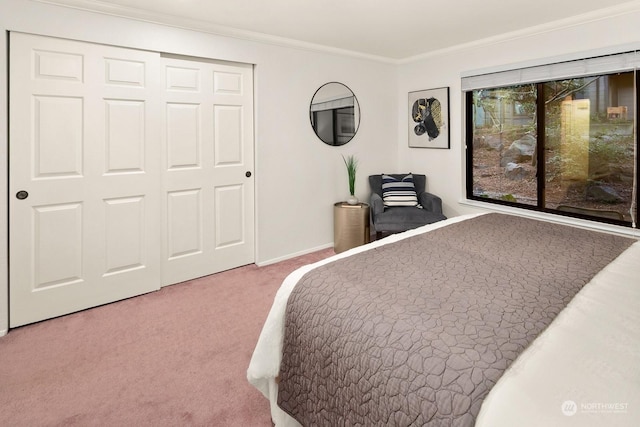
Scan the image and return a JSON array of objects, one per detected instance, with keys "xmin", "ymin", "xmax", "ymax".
[{"xmin": 342, "ymin": 154, "xmax": 359, "ymax": 205}]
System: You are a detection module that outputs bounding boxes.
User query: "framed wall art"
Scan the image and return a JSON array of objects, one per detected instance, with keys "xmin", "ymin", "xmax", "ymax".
[{"xmin": 408, "ymin": 87, "xmax": 449, "ymax": 149}]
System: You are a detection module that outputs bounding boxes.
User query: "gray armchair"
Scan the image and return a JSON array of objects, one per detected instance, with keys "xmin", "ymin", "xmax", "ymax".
[{"xmin": 369, "ymin": 174, "xmax": 446, "ymax": 239}]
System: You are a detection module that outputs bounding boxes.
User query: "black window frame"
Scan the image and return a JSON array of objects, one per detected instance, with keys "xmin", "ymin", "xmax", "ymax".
[{"xmin": 465, "ymin": 74, "xmax": 639, "ymax": 228}]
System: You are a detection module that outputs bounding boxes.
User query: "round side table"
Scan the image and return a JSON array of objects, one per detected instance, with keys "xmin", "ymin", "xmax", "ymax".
[{"xmin": 333, "ymin": 202, "xmax": 370, "ymax": 253}]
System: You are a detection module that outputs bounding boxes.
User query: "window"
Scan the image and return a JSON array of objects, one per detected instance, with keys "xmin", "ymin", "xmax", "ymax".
[{"xmin": 464, "ymin": 53, "xmax": 639, "ymax": 227}]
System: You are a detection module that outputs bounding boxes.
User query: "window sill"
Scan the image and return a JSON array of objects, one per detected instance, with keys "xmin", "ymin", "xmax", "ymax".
[{"xmin": 458, "ymin": 198, "xmax": 640, "ymax": 239}]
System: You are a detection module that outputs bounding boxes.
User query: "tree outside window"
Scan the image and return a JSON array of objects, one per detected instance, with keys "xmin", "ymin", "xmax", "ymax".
[{"xmin": 468, "ymin": 72, "xmax": 636, "ymax": 225}]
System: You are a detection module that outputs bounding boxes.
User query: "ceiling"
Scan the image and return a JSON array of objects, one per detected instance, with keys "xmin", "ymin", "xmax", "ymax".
[{"xmin": 40, "ymin": 0, "xmax": 638, "ymax": 61}]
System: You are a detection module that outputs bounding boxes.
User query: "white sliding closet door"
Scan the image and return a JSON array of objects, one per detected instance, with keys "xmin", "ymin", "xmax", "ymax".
[
  {"xmin": 161, "ymin": 55, "xmax": 255, "ymax": 286},
  {"xmin": 9, "ymin": 33, "xmax": 162, "ymax": 327},
  {"xmin": 9, "ymin": 33, "xmax": 255, "ymax": 327}
]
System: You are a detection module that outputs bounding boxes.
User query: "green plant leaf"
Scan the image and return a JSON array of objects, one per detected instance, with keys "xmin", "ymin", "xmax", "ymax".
[{"xmin": 342, "ymin": 154, "xmax": 358, "ymax": 196}]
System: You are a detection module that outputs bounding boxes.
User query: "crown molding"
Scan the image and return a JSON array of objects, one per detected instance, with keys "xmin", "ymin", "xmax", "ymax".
[
  {"xmin": 33, "ymin": 0, "xmax": 640, "ymax": 66},
  {"xmin": 33, "ymin": 0, "xmax": 397, "ymax": 64},
  {"xmin": 398, "ymin": 0, "xmax": 640, "ymax": 64}
]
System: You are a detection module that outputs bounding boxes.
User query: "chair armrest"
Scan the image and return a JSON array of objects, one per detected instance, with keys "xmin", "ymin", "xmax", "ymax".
[
  {"xmin": 418, "ymin": 191, "xmax": 443, "ymax": 214},
  {"xmin": 370, "ymin": 193, "xmax": 384, "ymax": 215}
]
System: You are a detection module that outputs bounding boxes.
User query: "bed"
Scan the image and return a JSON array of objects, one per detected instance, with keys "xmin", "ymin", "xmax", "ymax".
[{"xmin": 248, "ymin": 213, "xmax": 640, "ymax": 426}]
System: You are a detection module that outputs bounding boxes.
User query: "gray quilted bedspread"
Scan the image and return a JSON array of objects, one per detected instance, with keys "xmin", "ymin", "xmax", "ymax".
[{"xmin": 277, "ymin": 213, "xmax": 635, "ymax": 426}]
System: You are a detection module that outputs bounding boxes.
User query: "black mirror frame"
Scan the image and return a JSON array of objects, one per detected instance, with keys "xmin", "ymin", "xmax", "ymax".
[{"xmin": 309, "ymin": 82, "xmax": 360, "ymax": 146}]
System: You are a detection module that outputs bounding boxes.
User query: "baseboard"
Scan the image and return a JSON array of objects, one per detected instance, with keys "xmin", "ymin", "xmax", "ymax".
[
  {"xmin": 0, "ymin": 328, "xmax": 7, "ymax": 337},
  {"xmin": 256, "ymin": 242, "xmax": 334, "ymax": 267}
]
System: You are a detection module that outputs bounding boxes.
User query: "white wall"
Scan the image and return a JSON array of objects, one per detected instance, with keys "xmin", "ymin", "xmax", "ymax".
[
  {"xmin": 396, "ymin": 4, "xmax": 640, "ymax": 220},
  {"xmin": 4, "ymin": 0, "xmax": 639, "ymax": 335},
  {"xmin": 0, "ymin": 0, "xmax": 398, "ymax": 334}
]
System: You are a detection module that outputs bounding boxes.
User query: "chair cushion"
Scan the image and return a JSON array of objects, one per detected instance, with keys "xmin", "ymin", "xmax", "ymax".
[
  {"xmin": 382, "ymin": 174, "xmax": 418, "ymax": 207},
  {"xmin": 373, "ymin": 207, "xmax": 446, "ymax": 232}
]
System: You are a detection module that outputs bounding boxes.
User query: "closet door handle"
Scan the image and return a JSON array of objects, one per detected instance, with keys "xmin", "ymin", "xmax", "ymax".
[
  {"xmin": 245, "ymin": 171, "xmax": 252, "ymax": 178},
  {"xmin": 16, "ymin": 190, "xmax": 29, "ymax": 200}
]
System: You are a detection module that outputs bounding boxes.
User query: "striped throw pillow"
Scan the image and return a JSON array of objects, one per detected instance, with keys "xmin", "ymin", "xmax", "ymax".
[{"xmin": 382, "ymin": 174, "xmax": 418, "ymax": 207}]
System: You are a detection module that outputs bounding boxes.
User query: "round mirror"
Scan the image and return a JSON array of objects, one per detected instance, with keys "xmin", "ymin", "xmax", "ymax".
[{"xmin": 310, "ymin": 82, "xmax": 360, "ymax": 146}]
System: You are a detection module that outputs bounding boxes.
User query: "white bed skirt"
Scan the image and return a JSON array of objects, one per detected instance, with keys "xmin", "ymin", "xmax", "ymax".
[{"xmin": 247, "ymin": 213, "xmax": 640, "ymax": 426}]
